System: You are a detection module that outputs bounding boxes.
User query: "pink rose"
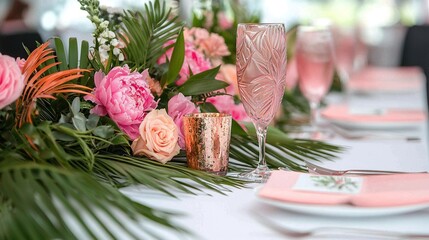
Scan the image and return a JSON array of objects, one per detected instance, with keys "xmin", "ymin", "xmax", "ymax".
[
  {"xmin": 146, "ymin": 76, "xmax": 163, "ymax": 97},
  {"xmin": 15, "ymin": 57, "xmax": 26, "ymax": 72},
  {"xmin": 0, "ymin": 54, "xmax": 24, "ymax": 109},
  {"xmin": 168, "ymin": 93, "xmax": 199, "ymax": 149},
  {"xmin": 203, "ymin": 11, "xmax": 214, "ymax": 29},
  {"xmin": 184, "ymin": 27, "xmax": 210, "ymax": 46},
  {"xmin": 217, "ymin": 64, "xmax": 238, "ymax": 95},
  {"xmin": 84, "ymin": 66, "xmax": 157, "ymax": 140},
  {"xmin": 217, "ymin": 12, "xmax": 233, "ymax": 30},
  {"xmin": 131, "ymin": 109, "xmax": 180, "ymax": 164},
  {"xmin": 286, "ymin": 56, "xmax": 298, "ymax": 91},
  {"xmin": 158, "ymin": 40, "xmax": 212, "ymax": 86},
  {"xmin": 198, "ymin": 32, "xmax": 230, "ymax": 60},
  {"xmin": 207, "ymin": 95, "xmax": 249, "ymax": 122}
]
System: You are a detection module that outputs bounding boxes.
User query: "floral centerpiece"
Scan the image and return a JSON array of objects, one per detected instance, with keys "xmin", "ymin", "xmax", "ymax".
[{"xmin": 0, "ymin": 0, "xmax": 341, "ymax": 238}]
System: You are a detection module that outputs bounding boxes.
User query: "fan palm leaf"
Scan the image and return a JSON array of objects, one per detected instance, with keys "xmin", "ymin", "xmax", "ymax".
[
  {"xmin": 228, "ymin": 123, "xmax": 343, "ymax": 172},
  {"xmin": 15, "ymin": 42, "xmax": 91, "ymax": 127}
]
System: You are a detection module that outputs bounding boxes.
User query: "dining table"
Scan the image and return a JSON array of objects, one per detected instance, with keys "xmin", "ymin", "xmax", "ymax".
[{"xmin": 112, "ymin": 66, "xmax": 429, "ymax": 239}]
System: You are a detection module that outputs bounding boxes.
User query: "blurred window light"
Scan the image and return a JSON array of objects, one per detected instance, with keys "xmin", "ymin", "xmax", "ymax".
[
  {"xmin": 41, "ymin": 11, "xmax": 57, "ymax": 31},
  {"xmin": 358, "ymin": 0, "xmax": 400, "ymax": 27}
]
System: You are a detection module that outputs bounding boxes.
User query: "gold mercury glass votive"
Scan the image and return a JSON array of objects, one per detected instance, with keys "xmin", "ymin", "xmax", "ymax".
[{"xmin": 183, "ymin": 113, "xmax": 232, "ymax": 176}]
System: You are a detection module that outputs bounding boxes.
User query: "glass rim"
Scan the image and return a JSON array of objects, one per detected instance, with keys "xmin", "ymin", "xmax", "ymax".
[
  {"xmin": 238, "ymin": 23, "xmax": 285, "ymax": 26},
  {"xmin": 183, "ymin": 113, "xmax": 232, "ymax": 118},
  {"xmin": 297, "ymin": 25, "xmax": 330, "ymax": 32}
]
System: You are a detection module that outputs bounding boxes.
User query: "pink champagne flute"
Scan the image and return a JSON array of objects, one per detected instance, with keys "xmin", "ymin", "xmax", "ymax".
[
  {"xmin": 236, "ymin": 23, "xmax": 287, "ymax": 182},
  {"xmin": 295, "ymin": 26, "xmax": 334, "ymax": 137},
  {"xmin": 333, "ymin": 26, "xmax": 358, "ymax": 101}
]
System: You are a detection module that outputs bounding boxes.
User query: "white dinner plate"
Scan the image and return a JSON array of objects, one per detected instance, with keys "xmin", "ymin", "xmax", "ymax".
[
  {"xmin": 256, "ymin": 191, "xmax": 429, "ymax": 218},
  {"xmin": 326, "ymin": 118, "xmax": 420, "ymax": 130}
]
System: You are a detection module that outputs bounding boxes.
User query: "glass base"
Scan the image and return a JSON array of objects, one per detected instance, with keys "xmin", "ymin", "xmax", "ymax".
[
  {"xmin": 288, "ymin": 126, "xmax": 335, "ymax": 140},
  {"xmin": 238, "ymin": 166, "xmax": 271, "ymax": 183}
]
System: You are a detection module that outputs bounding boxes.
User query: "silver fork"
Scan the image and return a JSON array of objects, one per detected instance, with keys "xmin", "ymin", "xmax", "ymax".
[
  {"xmin": 304, "ymin": 161, "xmax": 427, "ymax": 176},
  {"xmin": 330, "ymin": 124, "xmax": 421, "ymax": 142},
  {"xmin": 256, "ymin": 211, "xmax": 429, "ymax": 239},
  {"xmin": 270, "ymin": 225, "xmax": 429, "ymax": 239}
]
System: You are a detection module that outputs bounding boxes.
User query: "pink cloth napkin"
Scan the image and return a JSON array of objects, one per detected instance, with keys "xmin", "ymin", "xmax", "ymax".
[
  {"xmin": 321, "ymin": 105, "xmax": 426, "ymax": 123},
  {"xmin": 349, "ymin": 66, "xmax": 423, "ymax": 93},
  {"xmin": 258, "ymin": 171, "xmax": 429, "ymax": 207}
]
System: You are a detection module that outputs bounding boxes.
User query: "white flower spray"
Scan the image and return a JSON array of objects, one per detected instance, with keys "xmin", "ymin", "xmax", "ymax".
[{"xmin": 78, "ymin": 0, "xmax": 124, "ymax": 72}]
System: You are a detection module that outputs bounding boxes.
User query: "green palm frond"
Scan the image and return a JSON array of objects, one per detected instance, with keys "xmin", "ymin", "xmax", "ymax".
[
  {"xmin": 119, "ymin": 0, "xmax": 183, "ymax": 72},
  {"xmin": 93, "ymin": 154, "xmax": 245, "ymax": 197},
  {"xmin": 16, "ymin": 118, "xmax": 244, "ymax": 197},
  {"xmin": 229, "ymin": 123, "xmax": 343, "ymax": 172},
  {"xmin": 0, "ymin": 161, "xmax": 187, "ymax": 240}
]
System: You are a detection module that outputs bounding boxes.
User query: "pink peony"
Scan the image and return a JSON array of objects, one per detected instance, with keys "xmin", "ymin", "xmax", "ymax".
[
  {"xmin": 207, "ymin": 95, "xmax": 249, "ymax": 122},
  {"xmin": 0, "ymin": 54, "xmax": 24, "ymax": 109},
  {"xmin": 158, "ymin": 40, "xmax": 212, "ymax": 86},
  {"xmin": 168, "ymin": 93, "xmax": 199, "ymax": 149},
  {"xmin": 84, "ymin": 66, "xmax": 157, "ymax": 140},
  {"xmin": 131, "ymin": 109, "xmax": 180, "ymax": 164}
]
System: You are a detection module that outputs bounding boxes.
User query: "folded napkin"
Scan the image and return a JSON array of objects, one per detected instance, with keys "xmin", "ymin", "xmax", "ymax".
[
  {"xmin": 258, "ymin": 171, "xmax": 429, "ymax": 207},
  {"xmin": 321, "ymin": 105, "xmax": 426, "ymax": 123},
  {"xmin": 349, "ymin": 66, "xmax": 423, "ymax": 93}
]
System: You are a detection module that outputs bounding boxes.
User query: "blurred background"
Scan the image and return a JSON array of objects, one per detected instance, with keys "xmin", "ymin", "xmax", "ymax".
[{"xmin": 1, "ymin": 0, "xmax": 428, "ymax": 67}]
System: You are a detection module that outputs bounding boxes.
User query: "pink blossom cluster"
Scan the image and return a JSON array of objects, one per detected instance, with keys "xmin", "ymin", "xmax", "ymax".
[
  {"xmin": 167, "ymin": 93, "xmax": 199, "ymax": 149},
  {"xmin": 202, "ymin": 11, "xmax": 233, "ymax": 30},
  {"xmin": 184, "ymin": 27, "xmax": 230, "ymax": 65},
  {"xmin": 158, "ymin": 40, "xmax": 212, "ymax": 86},
  {"xmin": 207, "ymin": 95, "xmax": 249, "ymax": 122}
]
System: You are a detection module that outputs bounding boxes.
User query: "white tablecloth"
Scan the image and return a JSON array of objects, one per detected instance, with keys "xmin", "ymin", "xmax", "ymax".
[{"xmin": 118, "ymin": 73, "xmax": 429, "ymax": 239}]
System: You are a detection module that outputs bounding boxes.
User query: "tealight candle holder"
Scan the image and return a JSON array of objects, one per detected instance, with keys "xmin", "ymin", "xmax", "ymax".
[{"xmin": 183, "ymin": 113, "xmax": 232, "ymax": 176}]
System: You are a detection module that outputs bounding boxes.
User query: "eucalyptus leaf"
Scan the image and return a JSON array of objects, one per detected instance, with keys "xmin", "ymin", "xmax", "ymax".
[
  {"xmin": 71, "ymin": 97, "xmax": 81, "ymax": 116},
  {"xmin": 110, "ymin": 135, "xmax": 129, "ymax": 145},
  {"xmin": 52, "ymin": 131, "xmax": 76, "ymax": 142},
  {"xmin": 72, "ymin": 113, "xmax": 87, "ymax": 132},
  {"xmin": 86, "ymin": 114, "xmax": 100, "ymax": 130},
  {"xmin": 93, "ymin": 126, "xmax": 115, "ymax": 138},
  {"xmin": 59, "ymin": 114, "xmax": 69, "ymax": 124}
]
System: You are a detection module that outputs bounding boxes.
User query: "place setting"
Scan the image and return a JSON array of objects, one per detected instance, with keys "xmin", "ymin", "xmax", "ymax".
[{"xmin": 251, "ymin": 161, "xmax": 429, "ymax": 238}]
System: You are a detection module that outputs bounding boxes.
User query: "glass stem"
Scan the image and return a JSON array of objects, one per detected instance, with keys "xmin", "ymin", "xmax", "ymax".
[
  {"xmin": 340, "ymin": 73, "xmax": 350, "ymax": 104},
  {"xmin": 256, "ymin": 125, "xmax": 268, "ymax": 172},
  {"xmin": 309, "ymin": 101, "xmax": 319, "ymax": 129}
]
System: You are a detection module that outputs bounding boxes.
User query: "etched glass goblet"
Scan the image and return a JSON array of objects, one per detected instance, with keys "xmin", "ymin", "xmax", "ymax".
[{"xmin": 236, "ymin": 23, "xmax": 287, "ymax": 182}]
